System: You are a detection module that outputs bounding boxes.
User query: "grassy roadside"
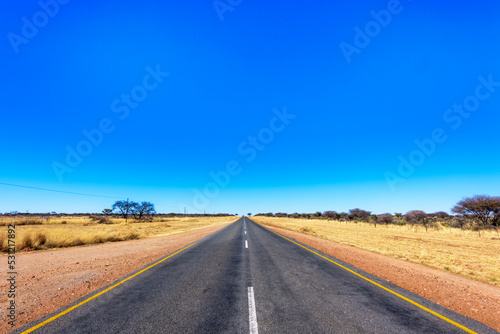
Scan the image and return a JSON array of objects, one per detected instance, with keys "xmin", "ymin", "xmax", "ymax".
[
  {"xmin": 0, "ymin": 216, "xmax": 237, "ymax": 252},
  {"xmin": 252, "ymin": 216, "xmax": 500, "ymax": 287}
]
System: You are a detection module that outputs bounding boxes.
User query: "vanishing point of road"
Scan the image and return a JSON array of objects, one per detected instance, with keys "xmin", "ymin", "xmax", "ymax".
[{"xmin": 12, "ymin": 217, "xmax": 497, "ymax": 334}]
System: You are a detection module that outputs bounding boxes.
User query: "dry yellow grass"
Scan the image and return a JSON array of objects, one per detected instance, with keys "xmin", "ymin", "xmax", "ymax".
[
  {"xmin": 0, "ymin": 216, "xmax": 237, "ymax": 252},
  {"xmin": 252, "ymin": 216, "xmax": 500, "ymax": 287}
]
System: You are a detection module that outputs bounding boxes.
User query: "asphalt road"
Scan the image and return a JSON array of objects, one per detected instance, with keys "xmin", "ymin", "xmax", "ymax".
[{"xmin": 13, "ymin": 217, "xmax": 497, "ymax": 334}]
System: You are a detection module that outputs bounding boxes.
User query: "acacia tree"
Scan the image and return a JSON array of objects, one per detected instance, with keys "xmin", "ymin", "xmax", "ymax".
[
  {"xmin": 339, "ymin": 212, "xmax": 349, "ymax": 221},
  {"xmin": 405, "ymin": 210, "xmax": 429, "ymax": 231},
  {"xmin": 323, "ymin": 211, "xmax": 339, "ymax": 220},
  {"xmin": 377, "ymin": 213, "xmax": 393, "ymax": 226},
  {"xmin": 452, "ymin": 195, "xmax": 500, "ymax": 236},
  {"xmin": 451, "ymin": 216, "xmax": 468, "ymax": 234},
  {"xmin": 348, "ymin": 208, "xmax": 371, "ymax": 222},
  {"xmin": 432, "ymin": 211, "xmax": 451, "ymax": 224},
  {"xmin": 131, "ymin": 202, "xmax": 156, "ymax": 220},
  {"xmin": 112, "ymin": 200, "xmax": 134, "ymax": 220},
  {"xmin": 102, "ymin": 208, "xmax": 113, "ymax": 215},
  {"xmin": 488, "ymin": 196, "xmax": 500, "ymax": 228}
]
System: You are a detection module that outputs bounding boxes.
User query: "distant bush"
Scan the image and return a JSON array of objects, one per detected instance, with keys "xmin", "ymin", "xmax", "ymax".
[
  {"xmin": 299, "ymin": 226, "xmax": 315, "ymax": 234},
  {"xmin": 348, "ymin": 208, "xmax": 371, "ymax": 222},
  {"xmin": 395, "ymin": 219, "xmax": 407, "ymax": 226},
  {"xmin": 323, "ymin": 211, "xmax": 340, "ymax": 220},
  {"xmin": 90, "ymin": 215, "xmax": 113, "ymax": 224},
  {"xmin": 377, "ymin": 213, "xmax": 393, "ymax": 226},
  {"xmin": 97, "ymin": 217, "xmax": 113, "ymax": 224},
  {"xmin": 405, "ymin": 210, "xmax": 430, "ymax": 231}
]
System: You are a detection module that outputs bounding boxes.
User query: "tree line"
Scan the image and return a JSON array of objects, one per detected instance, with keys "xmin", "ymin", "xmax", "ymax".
[{"xmin": 255, "ymin": 195, "xmax": 500, "ymax": 234}]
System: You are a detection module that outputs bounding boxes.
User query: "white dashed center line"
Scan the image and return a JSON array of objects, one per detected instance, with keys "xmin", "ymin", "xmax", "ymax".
[
  {"xmin": 248, "ymin": 287, "xmax": 258, "ymax": 334},
  {"xmin": 245, "ymin": 240, "xmax": 248, "ymax": 248}
]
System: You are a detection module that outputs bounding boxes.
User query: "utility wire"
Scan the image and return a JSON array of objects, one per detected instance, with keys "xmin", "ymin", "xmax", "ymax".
[{"xmin": 0, "ymin": 182, "xmax": 122, "ymax": 200}]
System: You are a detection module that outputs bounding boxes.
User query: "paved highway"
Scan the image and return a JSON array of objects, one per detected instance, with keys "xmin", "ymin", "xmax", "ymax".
[{"xmin": 13, "ymin": 217, "xmax": 497, "ymax": 333}]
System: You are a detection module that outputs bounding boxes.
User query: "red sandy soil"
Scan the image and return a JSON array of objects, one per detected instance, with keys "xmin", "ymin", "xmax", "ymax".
[
  {"xmin": 265, "ymin": 226, "xmax": 500, "ymax": 332},
  {"xmin": 0, "ymin": 224, "xmax": 228, "ymax": 333},
  {"xmin": 2, "ymin": 223, "xmax": 499, "ymax": 333}
]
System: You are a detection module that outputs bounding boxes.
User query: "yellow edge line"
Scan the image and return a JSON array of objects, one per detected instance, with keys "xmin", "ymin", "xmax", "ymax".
[
  {"xmin": 257, "ymin": 223, "xmax": 478, "ymax": 334},
  {"xmin": 21, "ymin": 242, "xmax": 197, "ymax": 334}
]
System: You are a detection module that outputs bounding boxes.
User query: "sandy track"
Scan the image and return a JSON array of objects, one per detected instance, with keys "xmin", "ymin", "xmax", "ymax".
[
  {"xmin": 0, "ymin": 224, "xmax": 229, "ymax": 333},
  {"xmin": 265, "ymin": 225, "xmax": 500, "ymax": 332}
]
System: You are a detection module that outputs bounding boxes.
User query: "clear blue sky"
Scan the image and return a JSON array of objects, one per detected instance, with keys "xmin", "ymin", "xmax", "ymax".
[{"xmin": 1, "ymin": 0, "xmax": 499, "ymax": 214}]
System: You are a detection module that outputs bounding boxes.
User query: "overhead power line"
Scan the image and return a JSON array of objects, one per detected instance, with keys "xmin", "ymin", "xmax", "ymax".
[{"xmin": 0, "ymin": 182, "xmax": 121, "ymax": 200}]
